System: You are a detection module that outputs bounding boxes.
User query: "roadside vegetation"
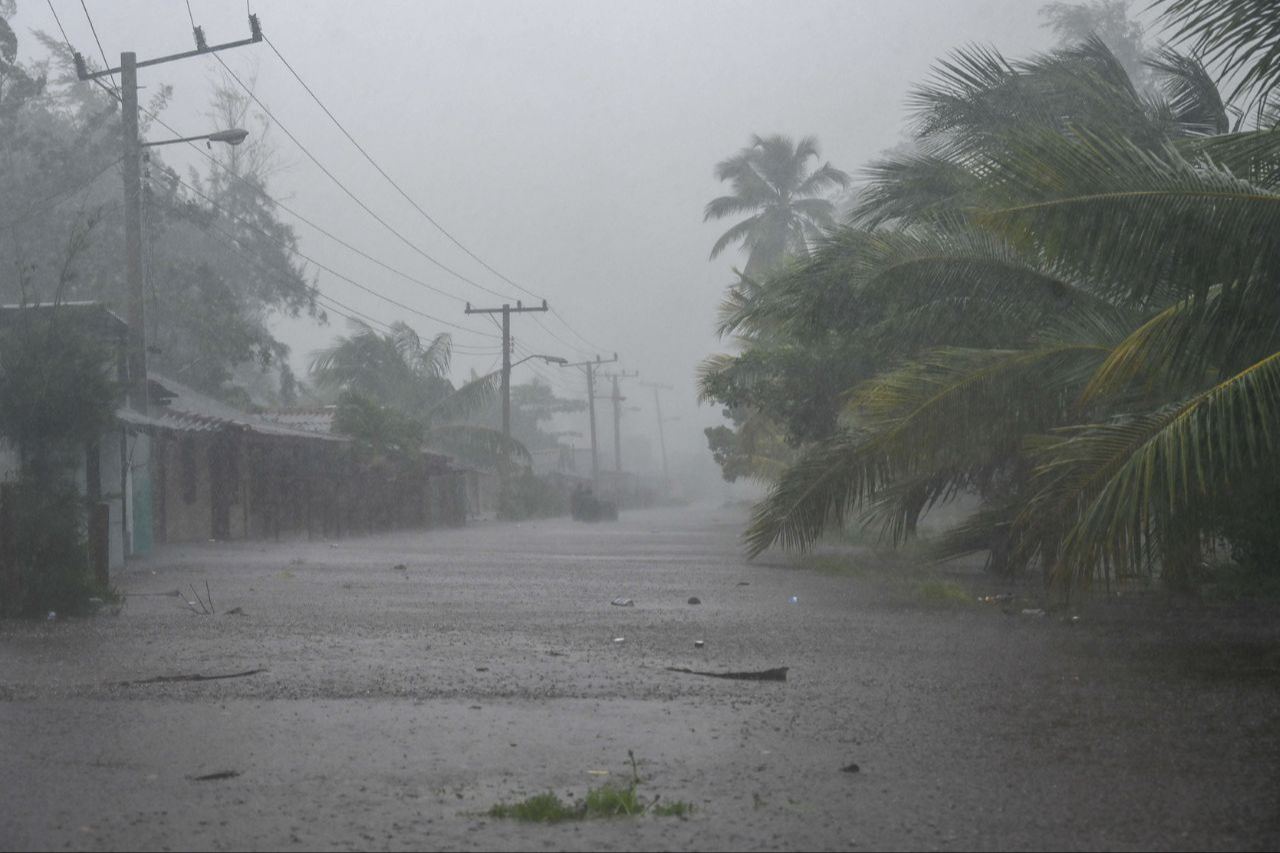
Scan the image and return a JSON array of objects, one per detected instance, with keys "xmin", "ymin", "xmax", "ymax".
[
  {"xmin": 701, "ymin": 0, "xmax": 1280, "ymax": 595},
  {"xmin": 485, "ymin": 752, "xmax": 695, "ymax": 823}
]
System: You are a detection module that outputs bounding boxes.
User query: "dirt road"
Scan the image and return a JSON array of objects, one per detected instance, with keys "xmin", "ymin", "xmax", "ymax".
[{"xmin": 2, "ymin": 505, "xmax": 1278, "ymax": 851}]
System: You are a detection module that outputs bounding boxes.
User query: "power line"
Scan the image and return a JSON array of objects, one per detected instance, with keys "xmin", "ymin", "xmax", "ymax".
[
  {"xmin": 261, "ymin": 34, "xmax": 612, "ymax": 360},
  {"xmin": 208, "ymin": 51, "xmax": 520, "ymax": 304},
  {"xmin": 189, "ymin": 199, "xmax": 501, "ymax": 355},
  {"xmin": 78, "ymin": 70, "xmax": 503, "ymax": 349},
  {"xmin": 159, "ymin": 173, "xmax": 502, "ymax": 342},
  {"xmin": 263, "ymin": 34, "xmax": 539, "ymax": 301},
  {"xmin": 76, "ymin": 0, "xmax": 118, "ymax": 94},
  {"xmin": 130, "ymin": 101, "xmax": 479, "ymax": 309}
]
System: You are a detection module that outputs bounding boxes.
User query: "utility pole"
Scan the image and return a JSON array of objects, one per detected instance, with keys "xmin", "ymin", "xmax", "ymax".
[
  {"xmin": 76, "ymin": 16, "xmax": 264, "ymax": 412},
  {"xmin": 562, "ymin": 354, "xmax": 618, "ymax": 486},
  {"xmin": 464, "ymin": 300, "xmax": 549, "ymax": 513},
  {"xmin": 638, "ymin": 382, "xmax": 674, "ymax": 488},
  {"xmin": 601, "ymin": 370, "xmax": 639, "ymax": 473},
  {"xmin": 463, "ymin": 300, "xmax": 550, "ymax": 443}
]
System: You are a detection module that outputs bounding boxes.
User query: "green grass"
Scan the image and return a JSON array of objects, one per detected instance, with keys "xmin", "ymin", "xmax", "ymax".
[
  {"xmin": 914, "ymin": 578, "xmax": 973, "ymax": 605},
  {"xmin": 651, "ymin": 800, "xmax": 694, "ymax": 817},
  {"xmin": 485, "ymin": 751, "xmax": 694, "ymax": 823},
  {"xmin": 486, "ymin": 792, "xmax": 580, "ymax": 823}
]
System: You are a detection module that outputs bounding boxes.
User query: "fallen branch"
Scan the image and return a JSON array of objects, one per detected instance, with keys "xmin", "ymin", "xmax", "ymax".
[
  {"xmin": 664, "ymin": 666, "xmax": 789, "ymax": 682},
  {"xmin": 117, "ymin": 668, "xmax": 267, "ymax": 687}
]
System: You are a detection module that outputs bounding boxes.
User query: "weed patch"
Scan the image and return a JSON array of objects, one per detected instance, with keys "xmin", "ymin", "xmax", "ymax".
[{"xmin": 485, "ymin": 751, "xmax": 694, "ymax": 823}]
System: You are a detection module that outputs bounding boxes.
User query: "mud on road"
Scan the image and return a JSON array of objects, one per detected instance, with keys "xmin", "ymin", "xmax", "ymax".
[{"xmin": 2, "ymin": 506, "xmax": 1278, "ymax": 851}]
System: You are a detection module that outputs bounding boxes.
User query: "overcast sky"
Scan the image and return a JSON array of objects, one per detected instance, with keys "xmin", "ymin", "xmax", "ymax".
[{"xmin": 12, "ymin": 0, "xmax": 1064, "ymax": 470}]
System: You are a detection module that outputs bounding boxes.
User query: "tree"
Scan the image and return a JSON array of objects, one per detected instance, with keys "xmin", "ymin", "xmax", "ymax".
[
  {"xmin": 704, "ymin": 134, "xmax": 849, "ymax": 278},
  {"xmin": 309, "ymin": 320, "xmax": 527, "ymax": 469},
  {"xmin": 0, "ymin": 26, "xmax": 315, "ymax": 405},
  {"xmin": 1041, "ymin": 1, "xmax": 1150, "ymax": 87},
  {"xmin": 725, "ymin": 29, "xmax": 1280, "ymax": 593}
]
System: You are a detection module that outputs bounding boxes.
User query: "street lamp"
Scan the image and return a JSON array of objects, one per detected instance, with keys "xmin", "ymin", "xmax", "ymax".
[
  {"xmin": 141, "ymin": 127, "xmax": 250, "ymax": 149},
  {"xmin": 511, "ymin": 354, "xmax": 568, "ymax": 368}
]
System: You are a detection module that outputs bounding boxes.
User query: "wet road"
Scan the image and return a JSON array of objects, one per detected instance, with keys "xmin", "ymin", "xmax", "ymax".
[{"xmin": 2, "ymin": 505, "xmax": 1278, "ymax": 851}]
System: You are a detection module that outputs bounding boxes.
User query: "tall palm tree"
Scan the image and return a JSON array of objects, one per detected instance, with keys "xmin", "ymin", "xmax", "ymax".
[{"xmin": 705, "ymin": 134, "xmax": 849, "ymax": 277}]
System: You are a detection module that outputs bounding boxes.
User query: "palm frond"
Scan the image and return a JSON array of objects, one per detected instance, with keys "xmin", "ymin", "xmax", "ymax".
[
  {"xmin": 1147, "ymin": 46, "xmax": 1230, "ymax": 136},
  {"xmin": 979, "ymin": 128, "xmax": 1280, "ymax": 304},
  {"xmin": 708, "ymin": 214, "xmax": 763, "ymax": 261},
  {"xmin": 1157, "ymin": 0, "xmax": 1280, "ymax": 108},
  {"xmin": 1026, "ymin": 347, "xmax": 1280, "ymax": 583},
  {"xmin": 426, "ymin": 371, "xmax": 500, "ymax": 425}
]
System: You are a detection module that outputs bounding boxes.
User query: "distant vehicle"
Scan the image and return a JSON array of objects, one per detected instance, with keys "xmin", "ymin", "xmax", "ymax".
[{"xmin": 570, "ymin": 484, "xmax": 618, "ymax": 523}]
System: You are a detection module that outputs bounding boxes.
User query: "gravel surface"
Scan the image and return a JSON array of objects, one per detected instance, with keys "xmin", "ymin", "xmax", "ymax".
[{"xmin": 2, "ymin": 505, "xmax": 1278, "ymax": 851}]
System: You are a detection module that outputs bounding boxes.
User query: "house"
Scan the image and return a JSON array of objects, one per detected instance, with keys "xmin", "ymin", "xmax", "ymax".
[{"xmin": 1, "ymin": 303, "xmax": 470, "ymax": 588}]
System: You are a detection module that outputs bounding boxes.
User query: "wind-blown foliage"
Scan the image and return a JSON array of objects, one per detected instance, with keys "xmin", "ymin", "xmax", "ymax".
[
  {"xmin": 720, "ymin": 20, "xmax": 1280, "ymax": 591},
  {"xmin": 311, "ymin": 322, "xmax": 526, "ymax": 470}
]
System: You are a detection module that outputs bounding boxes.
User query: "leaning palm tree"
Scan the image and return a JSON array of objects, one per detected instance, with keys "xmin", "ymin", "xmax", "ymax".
[
  {"xmin": 737, "ymin": 34, "xmax": 1280, "ymax": 592},
  {"xmin": 705, "ymin": 134, "xmax": 849, "ymax": 277}
]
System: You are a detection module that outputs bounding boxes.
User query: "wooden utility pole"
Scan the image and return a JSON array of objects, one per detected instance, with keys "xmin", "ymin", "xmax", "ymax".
[
  {"xmin": 464, "ymin": 300, "xmax": 549, "ymax": 512},
  {"xmin": 601, "ymin": 370, "xmax": 639, "ymax": 473},
  {"xmin": 562, "ymin": 354, "xmax": 618, "ymax": 486},
  {"xmin": 76, "ymin": 16, "xmax": 264, "ymax": 412},
  {"xmin": 638, "ymin": 381, "xmax": 673, "ymax": 487},
  {"xmin": 463, "ymin": 300, "xmax": 549, "ymax": 443}
]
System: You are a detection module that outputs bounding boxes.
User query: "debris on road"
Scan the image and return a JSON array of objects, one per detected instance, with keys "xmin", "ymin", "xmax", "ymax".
[
  {"xmin": 979, "ymin": 593, "xmax": 1014, "ymax": 603},
  {"xmin": 392, "ymin": 563, "xmax": 407, "ymax": 571},
  {"xmin": 610, "ymin": 597, "xmax": 635, "ymax": 607},
  {"xmin": 612, "ymin": 637, "xmax": 626, "ymax": 644},
  {"xmin": 1021, "ymin": 608, "xmax": 1048, "ymax": 617},
  {"xmin": 665, "ymin": 666, "xmax": 789, "ymax": 682},
  {"xmin": 788, "ymin": 595, "xmax": 799, "ymax": 604},
  {"xmin": 224, "ymin": 607, "xmax": 245, "ymax": 616},
  {"xmin": 841, "ymin": 763, "xmax": 861, "ymax": 773},
  {"xmin": 694, "ymin": 640, "xmax": 705, "ymax": 648},
  {"xmin": 190, "ymin": 770, "xmax": 241, "ymax": 782},
  {"xmin": 736, "ymin": 582, "xmax": 750, "ymax": 586},
  {"xmin": 687, "ymin": 596, "xmax": 701, "ymax": 605},
  {"xmin": 117, "ymin": 668, "xmax": 267, "ymax": 687}
]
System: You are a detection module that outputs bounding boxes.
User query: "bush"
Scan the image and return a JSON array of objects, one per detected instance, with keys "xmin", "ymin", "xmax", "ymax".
[
  {"xmin": 2, "ymin": 476, "xmax": 112, "ymax": 618},
  {"xmin": 0, "ymin": 311, "xmax": 119, "ymax": 617}
]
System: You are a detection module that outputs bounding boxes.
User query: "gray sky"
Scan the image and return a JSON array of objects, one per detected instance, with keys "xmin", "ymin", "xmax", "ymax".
[{"xmin": 13, "ymin": 0, "xmax": 1060, "ymax": 469}]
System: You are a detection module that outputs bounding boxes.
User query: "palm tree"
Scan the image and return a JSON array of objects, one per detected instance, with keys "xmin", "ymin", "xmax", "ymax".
[
  {"xmin": 310, "ymin": 320, "xmax": 527, "ymax": 468},
  {"xmin": 732, "ymin": 33, "xmax": 1280, "ymax": 591},
  {"xmin": 705, "ymin": 134, "xmax": 849, "ymax": 277},
  {"xmin": 309, "ymin": 319, "xmax": 453, "ymax": 418}
]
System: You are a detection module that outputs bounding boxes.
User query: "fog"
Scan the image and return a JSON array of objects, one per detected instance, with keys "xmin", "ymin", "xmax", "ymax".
[{"xmin": 9, "ymin": 0, "xmax": 1055, "ymax": 484}]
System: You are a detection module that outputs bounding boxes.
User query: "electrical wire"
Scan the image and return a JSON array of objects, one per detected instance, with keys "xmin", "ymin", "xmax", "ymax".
[
  {"xmin": 261, "ymin": 34, "xmax": 613, "ymax": 359},
  {"xmin": 130, "ymin": 103, "xmax": 481, "ymax": 309},
  {"xmin": 162, "ymin": 173, "xmax": 501, "ymax": 341},
  {"xmin": 84, "ymin": 73, "xmax": 506, "ymax": 349},
  {"xmin": 264, "ymin": 34, "xmax": 538, "ymax": 301},
  {"xmin": 182, "ymin": 193, "xmax": 502, "ymax": 355},
  {"xmin": 77, "ymin": 0, "xmax": 118, "ymax": 94},
  {"xmin": 209, "ymin": 51, "xmax": 519, "ymax": 304}
]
